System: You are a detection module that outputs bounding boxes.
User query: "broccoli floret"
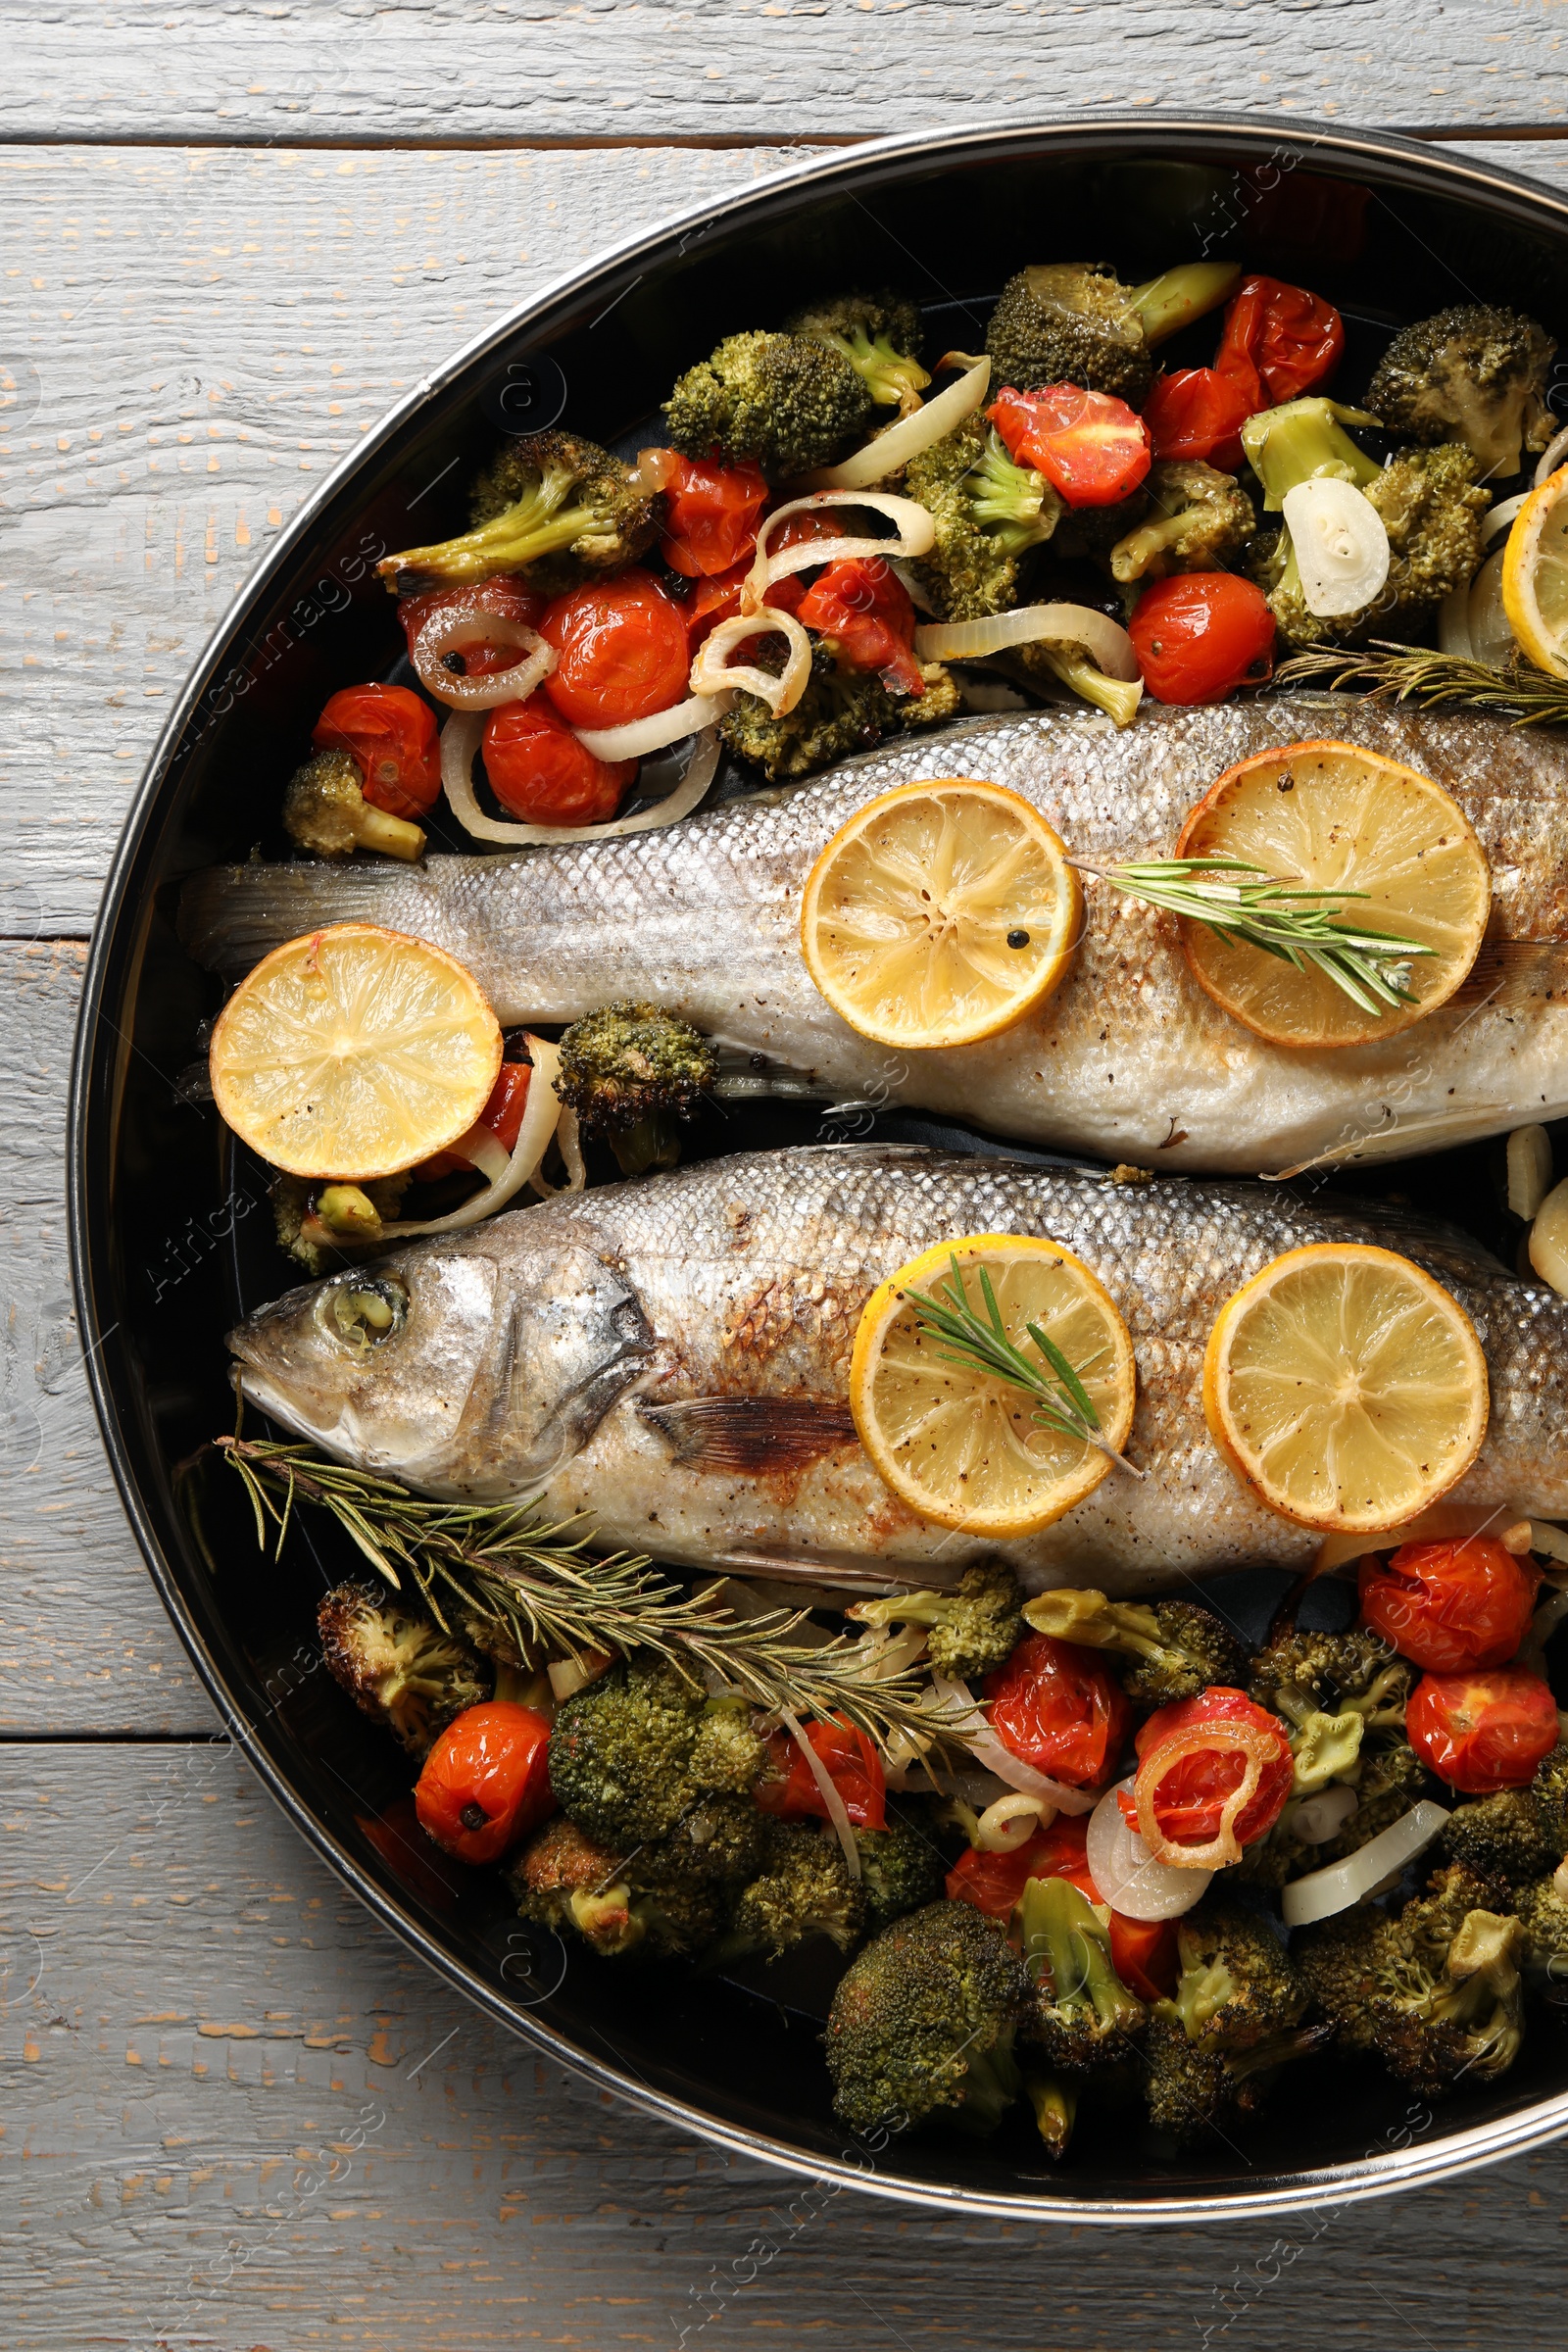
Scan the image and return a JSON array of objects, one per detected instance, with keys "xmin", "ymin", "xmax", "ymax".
[
  {"xmin": 783, "ymin": 290, "xmax": 930, "ymax": 416},
  {"xmin": 282, "ymin": 748, "xmax": 426, "ymax": 863},
  {"xmin": 1250, "ymin": 1625, "xmax": 1412, "ymax": 1730},
  {"xmin": 554, "ymin": 1001, "xmax": 717, "ymax": 1179},
  {"xmin": 379, "ymin": 428, "xmax": 659, "ymax": 595},
  {"xmin": 1366, "ymin": 1864, "xmax": 1526, "ymax": 2098},
  {"xmin": 825, "ymin": 1899, "xmax": 1031, "ymax": 2138},
  {"xmin": 270, "ymin": 1172, "xmax": 411, "ymax": 1274},
  {"xmin": 1108, "ymin": 461, "xmax": 1255, "ymax": 584},
  {"xmin": 318, "ymin": 1582, "xmax": 491, "ymax": 1758},
  {"xmin": 1018, "ymin": 1874, "xmax": 1146, "ymax": 2072},
  {"xmin": 1143, "ymin": 2012, "xmax": 1328, "ymax": 2146},
  {"xmin": 511, "ymin": 1814, "xmax": 648, "ymax": 1956},
  {"xmin": 855, "ymin": 1809, "xmax": 949, "ymax": 1935},
  {"xmin": 1249, "ymin": 1628, "xmax": 1414, "ymax": 1825},
  {"xmin": 1515, "ymin": 1868, "xmax": 1568, "ymax": 1990},
  {"xmin": 1023, "ymin": 1587, "xmax": 1244, "ymax": 1707},
  {"xmin": 1437, "ymin": 1790, "xmax": 1563, "ymax": 1888},
  {"xmin": 547, "ymin": 1656, "xmax": 764, "ymax": 1851},
  {"xmin": 902, "ymin": 415, "xmax": 1063, "ymax": 619},
  {"xmin": 1364, "ymin": 304, "xmax": 1555, "ymax": 480},
  {"xmin": 1165, "ymin": 1898, "xmax": 1308, "ymax": 2051},
  {"xmin": 1295, "ymin": 1902, "xmax": 1387, "ymax": 2053},
  {"xmin": 717, "ymin": 650, "xmax": 958, "ymax": 783},
  {"xmin": 664, "ymin": 329, "xmax": 872, "ymax": 479},
  {"xmin": 1530, "ymin": 1745, "xmax": 1568, "ymax": 1845},
  {"xmin": 712, "ymin": 1818, "xmax": 867, "ymax": 1965},
  {"xmin": 850, "ymin": 1561, "xmax": 1024, "ymax": 1683},
  {"xmin": 985, "ymin": 262, "xmax": 1239, "ymax": 406},
  {"xmin": 635, "ymin": 1790, "xmax": 768, "ymax": 1893}
]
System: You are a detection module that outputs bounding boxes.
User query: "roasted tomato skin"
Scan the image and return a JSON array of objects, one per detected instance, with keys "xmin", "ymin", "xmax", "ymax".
[
  {"xmin": 795, "ymin": 556, "xmax": 924, "ymax": 695},
  {"xmin": 1359, "ymin": 1539, "xmax": 1542, "ymax": 1674},
  {"xmin": 1214, "ymin": 273, "xmax": 1345, "ymax": 409},
  {"xmin": 988, "ymin": 384, "xmax": 1152, "ymax": 507},
  {"xmin": 755, "ymin": 1718, "xmax": 887, "ymax": 1830},
  {"xmin": 1407, "ymin": 1667, "xmax": 1561, "ymax": 1793},
  {"xmin": 481, "ymin": 698, "xmax": 636, "ymax": 827},
  {"xmin": 659, "ymin": 453, "xmax": 769, "ymax": 578},
  {"xmin": 414, "ymin": 1060, "xmax": 531, "ymax": 1181},
  {"xmin": 1143, "ymin": 367, "xmax": 1256, "ymax": 471},
  {"xmin": 312, "ymin": 682, "xmax": 441, "ymax": 818},
  {"xmin": 1128, "ymin": 573, "xmax": 1276, "ymax": 705},
  {"xmin": 983, "ymin": 1633, "xmax": 1134, "ymax": 1790},
  {"xmin": 415, "ymin": 1701, "xmax": 556, "ymax": 1865},
  {"xmin": 1127, "ymin": 1688, "xmax": 1295, "ymax": 1851},
  {"xmin": 944, "ymin": 1812, "xmax": 1178, "ymax": 1998},
  {"xmin": 539, "ymin": 569, "xmax": 690, "ymax": 729}
]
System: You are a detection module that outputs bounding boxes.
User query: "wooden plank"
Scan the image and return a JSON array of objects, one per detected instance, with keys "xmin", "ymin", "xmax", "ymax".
[
  {"xmin": 6, "ymin": 0, "xmax": 1568, "ymax": 147},
  {"xmin": 2, "ymin": 1735, "xmax": 1566, "ymax": 2348}
]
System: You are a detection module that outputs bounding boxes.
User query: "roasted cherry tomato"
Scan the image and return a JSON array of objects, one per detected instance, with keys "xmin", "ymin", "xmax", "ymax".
[
  {"xmin": 1143, "ymin": 368, "xmax": 1257, "ymax": 472},
  {"xmin": 415, "ymin": 1700, "xmax": 555, "ymax": 1865},
  {"xmin": 795, "ymin": 555, "xmax": 924, "ymax": 696},
  {"xmin": 983, "ymin": 1634, "xmax": 1134, "ymax": 1790},
  {"xmin": 539, "ymin": 568, "xmax": 691, "ymax": 729},
  {"xmin": 1128, "ymin": 572, "xmax": 1276, "ymax": 706},
  {"xmin": 1214, "ymin": 274, "xmax": 1345, "ymax": 410},
  {"xmin": 398, "ymin": 575, "xmax": 546, "ymax": 679},
  {"xmin": 944, "ymin": 1813, "xmax": 1178, "ymax": 1999},
  {"xmin": 1360, "ymin": 1538, "xmax": 1541, "ymax": 1675},
  {"xmin": 414, "ymin": 1060, "xmax": 531, "ymax": 1182},
  {"xmin": 755, "ymin": 1717, "xmax": 887, "ymax": 1831},
  {"xmin": 1407, "ymin": 1667, "xmax": 1560, "ymax": 1793},
  {"xmin": 1127, "ymin": 1688, "xmax": 1294, "ymax": 1852},
  {"xmin": 684, "ymin": 514, "xmax": 850, "ymax": 652},
  {"xmin": 311, "ymin": 682, "xmax": 441, "ymax": 819},
  {"xmin": 482, "ymin": 698, "xmax": 636, "ymax": 827},
  {"xmin": 989, "ymin": 384, "xmax": 1152, "ymax": 508},
  {"xmin": 659, "ymin": 452, "xmax": 770, "ymax": 578}
]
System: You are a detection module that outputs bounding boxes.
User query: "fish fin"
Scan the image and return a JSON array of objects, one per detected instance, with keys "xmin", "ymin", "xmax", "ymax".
[
  {"xmin": 641, "ymin": 1396, "xmax": 858, "ymax": 1474},
  {"xmin": 1447, "ymin": 939, "xmax": 1568, "ymax": 1012},
  {"xmin": 177, "ymin": 861, "xmax": 412, "ymax": 975}
]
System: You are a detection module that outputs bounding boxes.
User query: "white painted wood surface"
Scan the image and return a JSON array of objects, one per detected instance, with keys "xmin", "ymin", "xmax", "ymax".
[{"xmin": 10, "ymin": 8, "xmax": 1568, "ymax": 2329}]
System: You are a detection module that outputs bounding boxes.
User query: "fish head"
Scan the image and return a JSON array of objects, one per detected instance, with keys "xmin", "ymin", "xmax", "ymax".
[{"xmin": 226, "ymin": 1227, "xmax": 653, "ymax": 1495}]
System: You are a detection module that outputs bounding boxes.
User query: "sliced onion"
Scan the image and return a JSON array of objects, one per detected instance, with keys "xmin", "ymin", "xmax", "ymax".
[
  {"xmin": 1482, "ymin": 492, "xmax": 1530, "ymax": 547},
  {"xmin": 573, "ymin": 694, "xmax": 727, "ymax": 761},
  {"xmin": 441, "ymin": 711, "xmax": 720, "ymax": 847},
  {"xmin": 1536, "ymin": 427, "xmax": 1568, "ymax": 488},
  {"xmin": 778, "ymin": 1704, "xmax": 861, "ymax": 1880},
  {"xmin": 1468, "ymin": 542, "xmax": 1515, "ymax": 668},
  {"xmin": 975, "ymin": 1791, "xmax": 1054, "ymax": 1851},
  {"xmin": 689, "ymin": 609, "xmax": 812, "ymax": 716},
  {"xmin": 801, "ymin": 357, "xmax": 992, "ymax": 492},
  {"xmin": 913, "ymin": 602, "xmax": 1139, "ymax": 681},
  {"xmin": 1291, "ymin": 1784, "xmax": 1359, "ymax": 1845},
  {"xmin": 1086, "ymin": 1780, "xmax": 1213, "ymax": 1921},
  {"xmin": 1531, "ymin": 1175, "xmax": 1568, "ymax": 1298},
  {"xmin": 745, "ymin": 490, "xmax": 937, "ymax": 612},
  {"xmin": 1281, "ymin": 478, "xmax": 1390, "ymax": 618},
  {"xmin": 556, "ymin": 1107, "xmax": 586, "ymax": 1192},
  {"xmin": 382, "ymin": 1037, "xmax": 564, "ymax": 1237},
  {"xmin": 1281, "ymin": 1800, "xmax": 1449, "ymax": 1929},
  {"xmin": 928, "ymin": 1673, "xmax": 1097, "ymax": 1814},
  {"xmin": 1508, "ymin": 1123, "xmax": 1554, "ymax": 1222},
  {"xmin": 1529, "ymin": 1519, "xmax": 1568, "ymax": 1566},
  {"xmin": 412, "ymin": 609, "xmax": 557, "ymax": 711},
  {"xmin": 1438, "ymin": 580, "xmax": 1475, "ymax": 661},
  {"xmin": 1134, "ymin": 1722, "xmax": 1280, "ymax": 1870}
]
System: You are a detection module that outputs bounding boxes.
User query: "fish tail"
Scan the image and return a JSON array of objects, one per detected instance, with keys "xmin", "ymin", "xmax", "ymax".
[{"xmin": 177, "ymin": 860, "xmax": 417, "ymax": 975}]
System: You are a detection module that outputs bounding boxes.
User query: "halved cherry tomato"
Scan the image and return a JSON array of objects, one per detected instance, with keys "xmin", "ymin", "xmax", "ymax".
[
  {"xmin": 683, "ymin": 514, "xmax": 850, "ymax": 652},
  {"xmin": 1407, "ymin": 1666, "xmax": 1560, "ymax": 1793},
  {"xmin": 659, "ymin": 453, "xmax": 770, "ymax": 578},
  {"xmin": 1128, "ymin": 572, "xmax": 1276, "ymax": 705},
  {"xmin": 1214, "ymin": 274, "xmax": 1345, "ymax": 410},
  {"xmin": 1360, "ymin": 1539, "xmax": 1541, "ymax": 1675},
  {"xmin": 983, "ymin": 1634, "xmax": 1133, "ymax": 1790},
  {"xmin": 944, "ymin": 1813, "xmax": 1178, "ymax": 1999},
  {"xmin": 311, "ymin": 682, "xmax": 441, "ymax": 819},
  {"xmin": 414, "ymin": 1060, "xmax": 531, "ymax": 1182},
  {"xmin": 1125, "ymin": 1688, "xmax": 1294, "ymax": 1852},
  {"xmin": 482, "ymin": 698, "xmax": 636, "ymax": 827},
  {"xmin": 1143, "ymin": 368, "xmax": 1256, "ymax": 472},
  {"xmin": 539, "ymin": 568, "xmax": 691, "ymax": 729},
  {"xmin": 989, "ymin": 384, "xmax": 1152, "ymax": 508},
  {"xmin": 415, "ymin": 1700, "xmax": 556, "ymax": 1865},
  {"xmin": 795, "ymin": 555, "xmax": 924, "ymax": 696},
  {"xmin": 756, "ymin": 1717, "xmax": 887, "ymax": 1830},
  {"xmin": 398, "ymin": 575, "xmax": 547, "ymax": 679}
]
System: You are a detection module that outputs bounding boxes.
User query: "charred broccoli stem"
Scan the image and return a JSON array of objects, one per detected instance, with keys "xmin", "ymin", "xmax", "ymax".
[
  {"xmin": 851, "ymin": 1561, "xmax": 1024, "ymax": 1683},
  {"xmin": 379, "ymin": 429, "xmax": 659, "ymax": 595},
  {"xmin": 1364, "ymin": 303, "xmax": 1555, "ymax": 480},
  {"xmin": 318, "ymin": 1582, "xmax": 492, "ymax": 1757},
  {"xmin": 784, "ymin": 291, "xmax": 930, "ymax": 416},
  {"xmin": 1108, "ymin": 461, "xmax": 1255, "ymax": 584},
  {"xmin": 1019, "ymin": 1874, "xmax": 1147, "ymax": 2071},
  {"xmin": 825, "ymin": 1900, "xmax": 1031, "ymax": 2138},
  {"xmin": 1025, "ymin": 2069, "xmax": 1080, "ymax": 2159},
  {"xmin": 554, "ymin": 1002, "xmax": 718, "ymax": 1178},
  {"xmin": 902, "ymin": 416, "xmax": 1063, "ymax": 618},
  {"xmin": 663, "ymin": 329, "xmax": 873, "ymax": 478},
  {"xmin": 1023, "ymin": 1588, "xmax": 1244, "ymax": 1707},
  {"xmin": 282, "ymin": 748, "xmax": 426, "ymax": 863},
  {"xmin": 547, "ymin": 1655, "xmax": 764, "ymax": 1852},
  {"xmin": 1250, "ymin": 1626, "xmax": 1412, "ymax": 1730}
]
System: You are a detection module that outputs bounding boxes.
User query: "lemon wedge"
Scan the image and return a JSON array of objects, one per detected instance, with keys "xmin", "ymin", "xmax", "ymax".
[{"xmin": 1502, "ymin": 464, "xmax": 1568, "ymax": 677}]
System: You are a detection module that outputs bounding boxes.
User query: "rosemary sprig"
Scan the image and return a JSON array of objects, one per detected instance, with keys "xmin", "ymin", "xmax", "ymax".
[
  {"xmin": 216, "ymin": 1436, "xmax": 959, "ymax": 1757},
  {"xmin": 906, "ymin": 1254, "xmax": 1146, "ymax": 1480},
  {"xmin": 1078, "ymin": 856, "xmax": 1432, "ymax": 1017},
  {"xmin": 1277, "ymin": 640, "xmax": 1568, "ymax": 729}
]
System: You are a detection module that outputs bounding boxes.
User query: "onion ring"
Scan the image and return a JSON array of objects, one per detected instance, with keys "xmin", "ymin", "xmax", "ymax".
[
  {"xmin": 1086, "ymin": 1780, "xmax": 1213, "ymax": 1921},
  {"xmin": 441, "ymin": 711, "xmax": 720, "ymax": 846},
  {"xmin": 744, "ymin": 490, "xmax": 937, "ymax": 614},
  {"xmin": 801, "ymin": 357, "xmax": 992, "ymax": 492},
  {"xmin": 412, "ymin": 609, "xmax": 557, "ymax": 711},
  {"xmin": 573, "ymin": 693, "xmax": 728, "ymax": 762},
  {"xmin": 381, "ymin": 1037, "xmax": 564, "ymax": 1236},
  {"xmin": 974, "ymin": 1791, "xmax": 1054, "ymax": 1852},
  {"xmin": 688, "ymin": 609, "xmax": 813, "ymax": 716},
  {"xmin": 1133, "ymin": 1721, "xmax": 1280, "ymax": 1871},
  {"xmin": 913, "ymin": 603, "xmax": 1139, "ymax": 681}
]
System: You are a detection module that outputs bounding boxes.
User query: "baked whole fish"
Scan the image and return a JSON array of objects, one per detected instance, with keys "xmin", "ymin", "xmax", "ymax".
[
  {"xmin": 182, "ymin": 698, "xmax": 1568, "ymax": 1177},
  {"xmin": 228, "ymin": 1143, "xmax": 1568, "ymax": 1596}
]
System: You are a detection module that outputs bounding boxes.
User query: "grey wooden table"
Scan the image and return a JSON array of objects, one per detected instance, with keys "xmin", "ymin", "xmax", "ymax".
[{"xmin": 9, "ymin": 9, "xmax": 1568, "ymax": 2343}]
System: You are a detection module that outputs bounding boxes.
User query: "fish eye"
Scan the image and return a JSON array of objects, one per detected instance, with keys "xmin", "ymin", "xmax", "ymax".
[{"xmin": 322, "ymin": 1275, "xmax": 407, "ymax": 1351}]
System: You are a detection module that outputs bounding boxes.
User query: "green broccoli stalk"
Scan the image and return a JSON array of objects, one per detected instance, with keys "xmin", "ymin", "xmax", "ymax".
[
  {"xmin": 283, "ymin": 748, "xmax": 425, "ymax": 863},
  {"xmin": 1023, "ymin": 1588, "xmax": 1245, "ymax": 1707},
  {"xmin": 378, "ymin": 429, "xmax": 659, "ymax": 594},
  {"xmin": 1242, "ymin": 396, "xmax": 1386, "ymax": 510},
  {"xmin": 1125, "ymin": 263, "xmax": 1244, "ymax": 347},
  {"xmin": 1108, "ymin": 460, "xmax": 1255, "ymax": 584},
  {"xmin": 317, "ymin": 1582, "xmax": 492, "ymax": 1757},
  {"xmin": 547, "ymin": 1655, "xmax": 764, "ymax": 1851},
  {"xmin": 1019, "ymin": 1875, "xmax": 1147, "ymax": 2071},
  {"xmin": 824, "ymin": 1900, "xmax": 1031, "ymax": 2138},
  {"xmin": 1005, "ymin": 640, "xmax": 1143, "ymax": 729},
  {"xmin": 1364, "ymin": 304, "xmax": 1555, "ymax": 480},
  {"xmin": 1024, "ymin": 2068, "xmax": 1080, "ymax": 2160},
  {"xmin": 850, "ymin": 1561, "xmax": 1024, "ymax": 1683},
  {"xmin": 663, "ymin": 330, "xmax": 874, "ymax": 478},
  {"xmin": 903, "ymin": 416, "xmax": 1063, "ymax": 619},
  {"xmin": 784, "ymin": 291, "xmax": 930, "ymax": 416},
  {"xmin": 710, "ymin": 1819, "xmax": 867, "ymax": 1966},
  {"xmin": 554, "ymin": 1002, "xmax": 718, "ymax": 1178}
]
